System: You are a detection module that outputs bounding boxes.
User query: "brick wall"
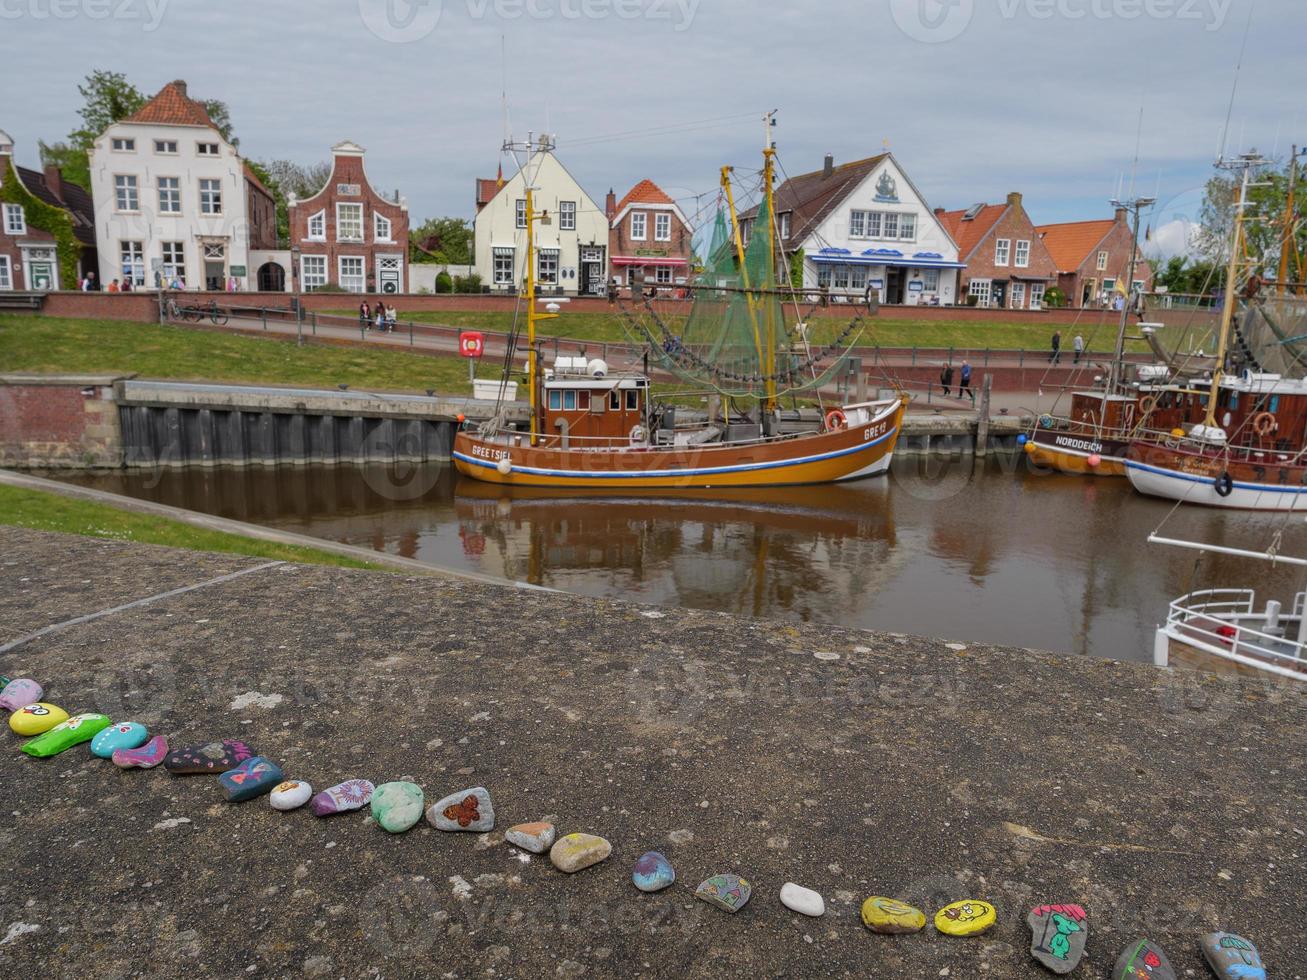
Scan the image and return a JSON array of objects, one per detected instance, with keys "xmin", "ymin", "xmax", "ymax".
[
  {"xmin": 959, "ymin": 199, "xmax": 1059, "ymax": 301},
  {"xmin": 0, "ymin": 376, "xmax": 126, "ymax": 467},
  {"xmin": 1066, "ymin": 217, "xmax": 1154, "ymax": 308}
]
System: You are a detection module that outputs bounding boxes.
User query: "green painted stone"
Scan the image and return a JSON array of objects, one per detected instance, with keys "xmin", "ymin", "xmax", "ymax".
[
  {"xmin": 21, "ymin": 713, "xmax": 112, "ymax": 758},
  {"xmin": 371, "ymin": 781, "xmax": 424, "ymax": 833}
]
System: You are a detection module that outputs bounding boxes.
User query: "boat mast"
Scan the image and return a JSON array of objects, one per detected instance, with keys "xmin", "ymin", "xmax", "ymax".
[
  {"xmin": 762, "ymin": 110, "xmax": 779, "ymax": 414},
  {"xmin": 1106, "ymin": 195, "xmax": 1154, "ymax": 396},
  {"xmin": 1278, "ymin": 145, "xmax": 1299, "ymax": 297}
]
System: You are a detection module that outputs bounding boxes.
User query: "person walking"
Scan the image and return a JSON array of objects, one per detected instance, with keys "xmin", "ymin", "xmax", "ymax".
[
  {"xmin": 959, "ymin": 360, "xmax": 973, "ymax": 401},
  {"xmin": 939, "ymin": 363, "xmax": 954, "ymax": 398},
  {"xmin": 386, "ymin": 304, "xmax": 397, "ymax": 332},
  {"xmin": 1050, "ymin": 330, "xmax": 1062, "ymax": 364},
  {"xmin": 1073, "ymin": 334, "xmax": 1084, "ymax": 364},
  {"xmin": 359, "ymin": 301, "xmax": 371, "ymax": 332}
]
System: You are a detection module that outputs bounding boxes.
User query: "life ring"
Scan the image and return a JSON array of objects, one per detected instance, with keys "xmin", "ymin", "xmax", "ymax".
[
  {"xmin": 826, "ymin": 409, "xmax": 848, "ymax": 431},
  {"xmin": 1138, "ymin": 395, "xmax": 1157, "ymax": 418},
  {"xmin": 629, "ymin": 425, "xmax": 648, "ymax": 445},
  {"xmin": 1252, "ymin": 412, "xmax": 1278, "ymax": 437},
  {"xmin": 1214, "ymin": 472, "xmax": 1234, "ymax": 498}
]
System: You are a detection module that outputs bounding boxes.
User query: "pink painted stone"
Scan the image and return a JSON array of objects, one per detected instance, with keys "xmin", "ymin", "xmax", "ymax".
[
  {"xmin": 0, "ymin": 679, "xmax": 43, "ymax": 711},
  {"xmin": 113, "ymin": 735, "xmax": 170, "ymax": 770},
  {"xmin": 311, "ymin": 780, "xmax": 375, "ymax": 816}
]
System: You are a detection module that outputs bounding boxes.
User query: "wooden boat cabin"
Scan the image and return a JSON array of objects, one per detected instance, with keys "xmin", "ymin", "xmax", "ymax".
[
  {"xmin": 542, "ymin": 357, "xmax": 651, "ymax": 449},
  {"xmin": 1062, "ymin": 383, "xmax": 1198, "ymax": 437},
  {"xmin": 1211, "ymin": 373, "xmax": 1307, "ymax": 453}
]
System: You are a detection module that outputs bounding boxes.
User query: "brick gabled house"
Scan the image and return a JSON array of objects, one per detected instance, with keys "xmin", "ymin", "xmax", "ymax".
[
  {"xmin": 288, "ymin": 140, "xmax": 409, "ymax": 295},
  {"xmin": 605, "ymin": 179, "xmax": 693, "ymax": 288},
  {"xmin": 938, "ymin": 192, "xmax": 1058, "ymax": 310},
  {"xmin": 1036, "ymin": 209, "xmax": 1153, "ymax": 309},
  {"xmin": 0, "ymin": 128, "xmax": 97, "ymax": 291}
]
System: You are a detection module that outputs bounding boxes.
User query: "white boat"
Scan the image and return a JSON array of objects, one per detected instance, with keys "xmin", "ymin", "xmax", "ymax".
[{"xmin": 1154, "ymin": 588, "xmax": 1307, "ymax": 683}]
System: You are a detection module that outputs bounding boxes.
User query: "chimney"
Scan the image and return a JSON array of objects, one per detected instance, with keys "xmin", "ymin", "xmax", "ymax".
[
  {"xmin": 1007, "ymin": 191, "xmax": 1022, "ymax": 209},
  {"xmin": 605, "ymin": 188, "xmax": 617, "ymax": 221},
  {"xmin": 43, "ymin": 165, "xmax": 63, "ymax": 204},
  {"xmin": 1114, "ymin": 206, "xmax": 1128, "ymax": 223},
  {"xmin": 823, "ymin": 154, "xmax": 834, "ymax": 179},
  {"xmin": 172, "ymin": 80, "xmax": 188, "ymax": 98},
  {"xmin": 934, "ymin": 207, "xmax": 946, "ymax": 219}
]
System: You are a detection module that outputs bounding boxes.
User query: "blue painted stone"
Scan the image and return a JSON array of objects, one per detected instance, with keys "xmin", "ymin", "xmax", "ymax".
[
  {"xmin": 632, "ymin": 851, "xmax": 675, "ymax": 893},
  {"xmin": 1201, "ymin": 932, "xmax": 1265, "ymax": 980},
  {"xmin": 90, "ymin": 721, "xmax": 149, "ymax": 759},
  {"xmin": 219, "ymin": 756, "xmax": 284, "ymax": 803}
]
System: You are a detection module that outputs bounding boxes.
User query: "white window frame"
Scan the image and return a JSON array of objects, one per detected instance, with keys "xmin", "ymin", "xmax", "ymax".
[
  {"xmin": 515, "ymin": 199, "xmax": 527, "ymax": 229},
  {"xmin": 120, "ymin": 240, "xmax": 145, "ymax": 286},
  {"xmin": 154, "ymin": 139, "xmax": 178, "ymax": 154},
  {"xmin": 538, "ymin": 247, "xmax": 559, "ymax": 285},
  {"xmin": 196, "ymin": 142, "xmax": 220, "ymax": 156},
  {"xmin": 374, "ymin": 212, "xmax": 393, "ymax": 243},
  {"xmin": 3, "ymin": 203, "xmax": 25, "ymax": 235},
  {"xmin": 307, "ymin": 209, "xmax": 326, "ymax": 241},
  {"xmin": 338, "ymin": 255, "xmax": 366, "ymax": 293},
  {"xmin": 1097, "ymin": 250, "xmax": 1109, "ymax": 271},
  {"xmin": 994, "ymin": 239, "xmax": 1011, "ymax": 267},
  {"xmin": 1015, "ymin": 240, "xmax": 1031, "ymax": 268},
  {"xmin": 654, "ymin": 212, "xmax": 671, "ymax": 242},
  {"xmin": 1029, "ymin": 283, "xmax": 1046, "ymax": 310},
  {"xmin": 630, "ymin": 212, "xmax": 647, "ymax": 241},
  {"xmin": 778, "ymin": 211, "xmax": 792, "ymax": 239},
  {"xmin": 849, "ymin": 210, "xmax": 866, "ymax": 238},
  {"xmin": 161, "ymin": 241, "xmax": 185, "ymax": 279},
  {"xmin": 866, "ymin": 212, "xmax": 882, "ymax": 238},
  {"xmin": 158, "ymin": 176, "xmax": 181, "ymax": 214},
  {"xmin": 969, "ymin": 278, "xmax": 993, "ymax": 308},
  {"xmin": 849, "ymin": 265, "xmax": 867, "ymax": 290},
  {"xmin": 111, "ymin": 137, "xmax": 135, "ymax": 152},
  {"xmin": 114, "ymin": 174, "xmax": 139, "ymax": 212},
  {"xmin": 336, "ymin": 203, "xmax": 364, "ymax": 242},
  {"xmin": 199, "ymin": 178, "xmax": 222, "ymax": 215},
  {"xmin": 1010, "ymin": 281, "xmax": 1026, "ymax": 310},
  {"xmin": 300, "ymin": 254, "xmax": 327, "ymax": 291},
  {"xmin": 882, "ymin": 213, "xmax": 899, "ymax": 239},
  {"xmin": 492, "ymin": 246, "xmax": 515, "ymax": 285},
  {"xmin": 923, "ymin": 268, "xmax": 940, "ymax": 291},
  {"xmin": 655, "ymin": 265, "xmax": 673, "ymax": 284},
  {"xmin": 898, "ymin": 213, "xmax": 916, "ymax": 241},
  {"xmin": 559, "ymin": 201, "xmax": 576, "ymax": 231},
  {"xmin": 0, "ymin": 255, "xmax": 11, "ymax": 290}
]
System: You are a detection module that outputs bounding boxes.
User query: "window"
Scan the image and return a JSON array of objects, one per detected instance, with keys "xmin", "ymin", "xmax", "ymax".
[
  {"xmin": 655, "ymin": 266, "xmax": 673, "ymax": 284},
  {"xmin": 161, "ymin": 241, "xmax": 185, "ymax": 280},
  {"xmin": 849, "ymin": 265, "xmax": 867, "ymax": 290},
  {"xmin": 1010, "ymin": 282, "xmax": 1026, "ymax": 310},
  {"xmin": 923, "ymin": 268, "xmax": 940, "ymax": 291},
  {"xmin": 114, "ymin": 174, "xmax": 138, "ymax": 211},
  {"xmin": 374, "ymin": 212, "xmax": 393, "ymax": 242},
  {"xmin": 626, "ymin": 389, "xmax": 639, "ymax": 411},
  {"xmin": 515, "ymin": 199, "xmax": 527, "ymax": 229},
  {"xmin": 336, "ymin": 203, "xmax": 363, "ymax": 241},
  {"xmin": 578, "ymin": 391, "xmax": 590, "ymax": 411},
  {"xmin": 549, "ymin": 390, "xmax": 561, "ymax": 411},
  {"xmin": 778, "ymin": 211, "xmax": 791, "ymax": 239},
  {"xmin": 158, "ymin": 177, "xmax": 180, "ymax": 214},
  {"xmin": 899, "ymin": 214, "xmax": 916, "ymax": 240},
  {"xmin": 655, "ymin": 212, "xmax": 671, "ymax": 241},
  {"xmin": 3, "ymin": 203, "xmax": 25, "ymax": 235},
  {"xmin": 969, "ymin": 278, "xmax": 993, "ymax": 307},
  {"xmin": 199, "ymin": 178, "xmax": 222, "ymax": 215},
  {"xmin": 1103, "ymin": 278, "xmax": 1117, "ymax": 295},
  {"xmin": 197, "ymin": 142, "xmax": 219, "ymax": 156},
  {"xmin": 609, "ymin": 390, "xmax": 620, "ymax": 410},
  {"xmin": 995, "ymin": 239, "xmax": 1011, "ymax": 266},
  {"xmin": 559, "ymin": 201, "xmax": 576, "ymax": 231},
  {"xmin": 817, "ymin": 264, "xmax": 832, "ymax": 287},
  {"xmin": 866, "ymin": 212, "xmax": 882, "ymax": 238},
  {"xmin": 301, "ymin": 255, "xmax": 327, "ymax": 291},
  {"xmin": 538, "ymin": 248, "xmax": 559, "ymax": 284},
  {"xmin": 154, "ymin": 139, "xmax": 178, "ymax": 154},
  {"xmin": 0, "ymin": 256, "xmax": 10, "ymax": 290},
  {"xmin": 630, "ymin": 212, "xmax": 647, "ymax": 241},
  {"xmin": 1097, "ymin": 250, "xmax": 1109, "ymax": 271},
  {"xmin": 563, "ymin": 390, "xmax": 577, "ymax": 411},
  {"xmin": 849, "ymin": 210, "xmax": 865, "ymax": 238},
  {"xmin": 120, "ymin": 241, "xmax": 145, "ymax": 285},
  {"xmin": 1030, "ymin": 283, "xmax": 1046, "ymax": 310},
  {"xmin": 833, "ymin": 265, "xmax": 850, "ymax": 289},
  {"xmin": 307, "ymin": 210, "xmax": 326, "ymax": 241},
  {"xmin": 1132, "ymin": 279, "xmax": 1146, "ymax": 292},
  {"xmin": 493, "ymin": 246, "xmax": 514, "ymax": 285},
  {"xmin": 111, "ymin": 137, "xmax": 135, "ymax": 152},
  {"xmin": 883, "ymin": 213, "xmax": 899, "ymax": 239},
  {"xmin": 1015, "ymin": 240, "xmax": 1031, "ymax": 267},
  {"xmin": 338, "ymin": 255, "xmax": 365, "ymax": 292}
]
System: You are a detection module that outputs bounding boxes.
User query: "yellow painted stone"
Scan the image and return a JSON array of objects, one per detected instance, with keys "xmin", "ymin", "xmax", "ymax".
[
  {"xmin": 935, "ymin": 900, "xmax": 997, "ymax": 937},
  {"xmin": 861, "ymin": 897, "xmax": 926, "ymax": 934},
  {"xmin": 9, "ymin": 703, "xmax": 69, "ymax": 737}
]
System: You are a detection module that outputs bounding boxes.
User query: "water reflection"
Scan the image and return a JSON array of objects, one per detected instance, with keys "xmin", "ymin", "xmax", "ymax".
[{"xmin": 57, "ymin": 456, "xmax": 1306, "ymax": 664}]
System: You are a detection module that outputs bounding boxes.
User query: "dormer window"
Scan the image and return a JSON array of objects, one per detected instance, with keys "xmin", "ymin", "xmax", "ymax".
[
  {"xmin": 307, "ymin": 209, "xmax": 326, "ymax": 241},
  {"xmin": 778, "ymin": 211, "xmax": 792, "ymax": 239}
]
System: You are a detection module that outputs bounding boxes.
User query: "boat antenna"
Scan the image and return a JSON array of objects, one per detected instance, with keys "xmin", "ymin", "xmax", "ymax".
[{"xmin": 1217, "ymin": 3, "xmax": 1255, "ymax": 164}]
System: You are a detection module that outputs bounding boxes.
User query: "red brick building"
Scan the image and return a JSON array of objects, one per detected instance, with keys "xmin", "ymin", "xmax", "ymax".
[
  {"xmin": 287, "ymin": 140, "xmax": 409, "ymax": 295},
  {"xmin": 0, "ymin": 128, "xmax": 96, "ymax": 291},
  {"xmin": 605, "ymin": 179, "xmax": 693, "ymax": 288},
  {"xmin": 1036, "ymin": 209, "xmax": 1153, "ymax": 309},
  {"xmin": 938, "ymin": 192, "xmax": 1058, "ymax": 310}
]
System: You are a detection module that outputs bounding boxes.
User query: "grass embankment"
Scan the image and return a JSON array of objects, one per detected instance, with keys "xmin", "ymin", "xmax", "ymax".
[
  {"xmin": 0, "ymin": 315, "xmax": 472, "ymax": 394},
  {"xmin": 0, "ymin": 484, "xmax": 383, "ymax": 569}
]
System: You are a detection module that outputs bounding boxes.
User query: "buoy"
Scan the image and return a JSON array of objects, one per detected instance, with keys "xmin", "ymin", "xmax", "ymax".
[
  {"xmin": 496, "ymin": 457, "xmax": 512, "ymax": 476},
  {"xmin": 1087, "ymin": 454, "xmax": 1102, "ymax": 468},
  {"xmin": 456, "ymin": 414, "xmax": 466, "ymax": 424},
  {"xmin": 1017, "ymin": 434, "xmax": 1028, "ymax": 446},
  {"xmin": 1171, "ymin": 428, "xmax": 1185, "ymax": 439},
  {"xmin": 1024, "ymin": 441, "xmax": 1036, "ymax": 455}
]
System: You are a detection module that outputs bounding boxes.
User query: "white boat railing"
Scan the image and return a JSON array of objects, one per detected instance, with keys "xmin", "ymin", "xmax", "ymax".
[{"xmin": 1165, "ymin": 589, "xmax": 1307, "ymax": 671}]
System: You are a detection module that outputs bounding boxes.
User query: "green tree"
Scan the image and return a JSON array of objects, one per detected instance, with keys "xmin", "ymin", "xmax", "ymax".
[
  {"xmin": 247, "ymin": 158, "xmax": 330, "ymax": 245},
  {"xmin": 410, "ymin": 216, "xmax": 472, "ymax": 264},
  {"xmin": 39, "ymin": 70, "xmax": 144, "ymax": 190},
  {"xmin": 1195, "ymin": 157, "xmax": 1306, "ymax": 279},
  {"xmin": 1148, "ymin": 254, "xmax": 1224, "ymax": 297}
]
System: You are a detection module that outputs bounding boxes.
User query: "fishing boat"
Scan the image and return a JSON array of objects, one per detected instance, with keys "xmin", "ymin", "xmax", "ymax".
[
  {"xmin": 454, "ymin": 128, "xmax": 907, "ymax": 490},
  {"xmin": 1125, "ymin": 154, "xmax": 1307, "ymax": 512}
]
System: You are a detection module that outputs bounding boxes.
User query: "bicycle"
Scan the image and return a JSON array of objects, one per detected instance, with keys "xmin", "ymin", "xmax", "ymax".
[{"xmin": 205, "ymin": 300, "xmax": 229, "ymax": 325}]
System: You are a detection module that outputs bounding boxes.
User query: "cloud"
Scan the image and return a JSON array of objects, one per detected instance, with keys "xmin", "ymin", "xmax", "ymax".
[{"xmin": 1146, "ymin": 219, "xmax": 1201, "ymax": 260}]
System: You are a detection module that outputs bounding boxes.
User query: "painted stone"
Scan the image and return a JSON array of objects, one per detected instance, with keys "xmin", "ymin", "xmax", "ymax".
[
  {"xmin": 695, "ymin": 874, "xmax": 752, "ymax": 914},
  {"xmin": 164, "ymin": 739, "xmax": 255, "ymax": 775},
  {"xmin": 0, "ymin": 678, "xmax": 43, "ymax": 711},
  {"xmin": 21, "ymin": 713, "xmax": 112, "ymax": 758},
  {"xmin": 9, "ymin": 703, "xmax": 68, "ymax": 737},
  {"xmin": 113, "ymin": 735, "xmax": 169, "ymax": 769},
  {"xmin": 372, "ymin": 781, "xmax": 425, "ymax": 833},
  {"xmin": 1201, "ymin": 932, "xmax": 1265, "ymax": 980},
  {"xmin": 269, "ymin": 780, "xmax": 313, "ymax": 811},
  {"xmin": 861, "ymin": 896, "xmax": 927, "ymax": 935},
  {"xmin": 1028, "ymin": 904, "xmax": 1088, "ymax": 974},
  {"xmin": 1113, "ymin": 939, "xmax": 1176, "ymax": 980},
  {"xmin": 549, "ymin": 833, "xmax": 612, "ymax": 873},
  {"xmin": 90, "ymin": 721, "xmax": 148, "ymax": 759},
  {"xmin": 780, "ymin": 882, "xmax": 825, "ymax": 917},
  {"xmin": 311, "ymin": 779, "xmax": 375, "ymax": 816},
  {"xmin": 935, "ymin": 900, "xmax": 997, "ymax": 937},
  {"xmin": 219, "ymin": 756, "xmax": 283, "ymax": 802},
  {"xmin": 427, "ymin": 787, "xmax": 494, "ymax": 832},
  {"xmin": 632, "ymin": 851, "xmax": 675, "ymax": 893},
  {"xmin": 506, "ymin": 822, "xmax": 556, "ymax": 854}
]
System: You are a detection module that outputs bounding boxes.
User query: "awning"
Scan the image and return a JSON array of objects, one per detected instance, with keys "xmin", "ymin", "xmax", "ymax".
[
  {"xmin": 612, "ymin": 256, "xmax": 688, "ymax": 267},
  {"xmin": 811, "ymin": 253, "xmax": 965, "ymax": 270}
]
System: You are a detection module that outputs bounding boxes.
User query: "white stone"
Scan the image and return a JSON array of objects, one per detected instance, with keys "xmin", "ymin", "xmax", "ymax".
[
  {"xmin": 270, "ymin": 780, "xmax": 313, "ymax": 812},
  {"xmin": 780, "ymin": 882, "xmax": 825, "ymax": 917}
]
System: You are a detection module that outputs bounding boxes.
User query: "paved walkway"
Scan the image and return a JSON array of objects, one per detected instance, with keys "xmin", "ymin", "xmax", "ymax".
[{"xmin": 0, "ymin": 526, "xmax": 1302, "ymax": 977}]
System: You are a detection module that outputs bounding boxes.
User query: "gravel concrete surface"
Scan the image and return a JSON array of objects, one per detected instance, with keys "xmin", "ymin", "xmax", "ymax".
[{"xmin": 0, "ymin": 526, "xmax": 1304, "ymax": 979}]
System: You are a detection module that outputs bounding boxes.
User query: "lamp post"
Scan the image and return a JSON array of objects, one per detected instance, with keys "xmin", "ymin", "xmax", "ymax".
[{"xmin": 291, "ymin": 244, "xmax": 302, "ymax": 347}]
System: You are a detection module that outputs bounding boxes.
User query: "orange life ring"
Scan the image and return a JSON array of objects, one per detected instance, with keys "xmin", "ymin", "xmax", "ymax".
[
  {"xmin": 1252, "ymin": 412, "xmax": 1278, "ymax": 437},
  {"xmin": 826, "ymin": 409, "xmax": 848, "ymax": 431}
]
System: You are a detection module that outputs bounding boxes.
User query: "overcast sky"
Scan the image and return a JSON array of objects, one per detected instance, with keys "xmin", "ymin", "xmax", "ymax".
[{"xmin": 4, "ymin": 0, "xmax": 1302, "ymax": 255}]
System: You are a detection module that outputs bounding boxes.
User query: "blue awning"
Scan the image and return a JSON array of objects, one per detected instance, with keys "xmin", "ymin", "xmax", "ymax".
[{"xmin": 811, "ymin": 253, "xmax": 965, "ymax": 270}]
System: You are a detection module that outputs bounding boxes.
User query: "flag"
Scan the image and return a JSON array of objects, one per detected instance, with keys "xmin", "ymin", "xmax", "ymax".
[
  {"xmin": 496, "ymin": 163, "xmax": 504, "ymax": 189},
  {"xmin": 1145, "ymin": 223, "xmax": 1152, "ymax": 242}
]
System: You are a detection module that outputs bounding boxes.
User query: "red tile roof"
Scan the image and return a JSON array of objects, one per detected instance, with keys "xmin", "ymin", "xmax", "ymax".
[
  {"xmin": 616, "ymin": 179, "xmax": 675, "ymax": 213},
  {"xmin": 1035, "ymin": 219, "xmax": 1116, "ymax": 273},
  {"xmin": 938, "ymin": 204, "xmax": 1008, "ymax": 259},
  {"xmin": 476, "ymin": 177, "xmax": 504, "ymax": 208},
  {"xmin": 124, "ymin": 80, "xmax": 218, "ymax": 129}
]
